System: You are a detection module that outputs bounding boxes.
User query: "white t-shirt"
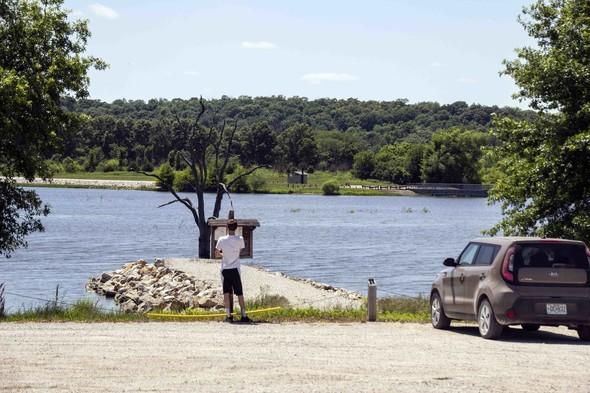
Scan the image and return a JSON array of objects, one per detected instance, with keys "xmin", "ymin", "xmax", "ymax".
[{"xmin": 215, "ymin": 234, "xmax": 245, "ymax": 270}]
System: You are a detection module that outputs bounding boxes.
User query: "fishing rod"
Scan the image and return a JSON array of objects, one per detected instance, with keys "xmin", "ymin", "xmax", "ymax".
[{"xmin": 219, "ymin": 182, "xmax": 235, "ymax": 217}]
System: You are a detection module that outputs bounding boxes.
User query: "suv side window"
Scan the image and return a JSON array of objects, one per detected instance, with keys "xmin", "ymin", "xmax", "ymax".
[
  {"xmin": 459, "ymin": 243, "xmax": 479, "ymax": 265},
  {"xmin": 474, "ymin": 245, "xmax": 500, "ymax": 266}
]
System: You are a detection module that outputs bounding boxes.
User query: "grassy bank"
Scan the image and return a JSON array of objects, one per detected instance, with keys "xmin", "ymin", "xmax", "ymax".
[
  {"xmin": 1, "ymin": 299, "xmax": 146, "ymax": 322},
  {"xmin": 40, "ymin": 169, "xmax": 411, "ymax": 196},
  {"xmin": 1, "ymin": 296, "xmax": 430, "ymax": 323}
]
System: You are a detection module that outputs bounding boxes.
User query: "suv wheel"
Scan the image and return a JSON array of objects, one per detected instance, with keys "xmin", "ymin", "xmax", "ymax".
[
  {"xmin": 478, "ymin": 299, "xmax": 503, "ymax": 339},
  {"xmin": 521, "ymin": 324, "xmax": 540, "ymax": 332},
  {"xmin": 577, "ymin": 325, "xmax": 590, "ymax": 341},
  {"xmin": 430, "ymin": 292, "xmax": 450, "ymax": 329}
]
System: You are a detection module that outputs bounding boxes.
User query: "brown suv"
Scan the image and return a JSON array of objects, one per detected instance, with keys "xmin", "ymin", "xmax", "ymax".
[{"xmin": 430, "ymin": 237, "xmax": 590, "ymax": 340}]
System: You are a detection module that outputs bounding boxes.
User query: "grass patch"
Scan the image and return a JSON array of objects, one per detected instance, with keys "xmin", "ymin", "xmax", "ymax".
[
  {"xmin": 246, "ymin": 292, "xmax": 290, "ymax": 309},
  {"xmin": 147, "ymin": 295, "xmax": 430, "ymax": 323},
  {"xmin": 1, "ymin": 295, "xmax": 430, "ymax": 324},
  {"xmin": 3, "ymin": 299, "xmax": 146, "ymax": 322},
  {"xmin": 378, "ymin": 295, "xmax": 429, "ymax": 314}
]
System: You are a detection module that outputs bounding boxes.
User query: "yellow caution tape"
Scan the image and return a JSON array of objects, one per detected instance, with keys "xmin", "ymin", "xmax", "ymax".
[{"xmin": 146, "ymin": 306, "xmax": 282, "ymax": 319}]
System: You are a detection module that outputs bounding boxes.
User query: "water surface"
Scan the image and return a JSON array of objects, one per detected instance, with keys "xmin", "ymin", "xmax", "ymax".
[{"xmin": 1, "ymin": 188, "xmax": 501, "ymax": 311}]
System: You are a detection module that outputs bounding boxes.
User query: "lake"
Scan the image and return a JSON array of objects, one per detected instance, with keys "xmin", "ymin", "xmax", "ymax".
[{"xmin": 1, "ymin": 187, "xmax": 501, "ymax": 311}]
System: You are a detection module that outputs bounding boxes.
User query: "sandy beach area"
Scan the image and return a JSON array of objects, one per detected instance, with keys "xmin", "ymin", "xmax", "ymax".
[
  {"xmin": 166, "ymin": 258, "xmax": 363, "ymax": 310},
  {"xmin": 14, "ymin": 177, "xmax": 156, "ymax": 189},
  {"xmin": 1, "ymin": 322, "xmax": 588, "ymax": 393}
]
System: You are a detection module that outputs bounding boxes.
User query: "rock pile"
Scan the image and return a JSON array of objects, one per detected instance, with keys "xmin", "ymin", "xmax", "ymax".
[{"xmin": 87, "ymin": 259, "xmax": 223, "ymax": 313}]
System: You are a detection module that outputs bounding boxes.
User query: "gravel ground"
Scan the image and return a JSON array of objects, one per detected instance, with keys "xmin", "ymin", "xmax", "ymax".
[
  {"xmin": 167, "ymin": 258, "xmax": 363, "ymax": 310},
  {"xmin": 1, "ymin": 322, "xmax": 588, "ymax": 393}
]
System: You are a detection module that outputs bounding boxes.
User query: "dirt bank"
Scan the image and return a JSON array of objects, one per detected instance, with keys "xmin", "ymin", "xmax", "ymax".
[{"xmin": 1, "ymin": 322, "xmax": 588, "ymax": 393}]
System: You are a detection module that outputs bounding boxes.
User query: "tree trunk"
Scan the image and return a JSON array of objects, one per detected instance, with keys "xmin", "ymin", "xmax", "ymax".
[
  {"xmin": 198, "ymin": 219, "xmax": 210, "ymax": 258},
  {"xmin": 212, "ymin": 187, "xmax": 224, "ymax": 219},
  {"xmin": 193, "ymin": 188, "xmax": 209, "ymax": 259}
]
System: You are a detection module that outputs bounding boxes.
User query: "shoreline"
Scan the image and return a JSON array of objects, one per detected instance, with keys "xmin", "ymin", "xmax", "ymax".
[
  {"xmin": 15, "ymin": 177, "xmax": 158, "ymax": 190},
  {"xmin": 14, "ymin": 177, "xmax": 415, "ymax": 196},
  {"xmin": 87, "ymin": 258, "xmax": 364, "ymax": 312}
]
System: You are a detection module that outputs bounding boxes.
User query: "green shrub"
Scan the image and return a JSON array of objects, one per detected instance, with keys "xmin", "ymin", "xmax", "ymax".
[
  {"xmin": 45, "ymin": 159, "xmax": 64, "ymax": 175},
  {"xmin": 248, "ymin": 172, "xmax": 267, "ymax": 193},
  {"xmin": 96, "ymin": 159, "xmax": 120, "ymax": 172},
  {"xmin": 228, "ymin": 165, "xmax": 251, "ymax": 193},
  {"xmin": 155, "ymin": 163, "xmax": 175, "ymax": 190},
  {"xmin": 84, "ymin": 147, "xmax": 104, "ymax": 172},
  {"xmin": 62, "ymin": 157, "xmax": 82, "ymax": 173},
  {"xmin": 140, "ymin": 162, "xmax": 154, "ymax": 172},
  {"xmin": 173, "ymin": 168, "xmax": 194, "ymax": 192},
  {"xmin": 322, "ymin": 181, "xmax": 340, "ymax": 195}
]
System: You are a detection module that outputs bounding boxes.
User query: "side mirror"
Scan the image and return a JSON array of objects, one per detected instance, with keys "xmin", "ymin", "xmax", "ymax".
[{"xmin": 443, "ymin": 258, "xmax": 457, "ymax": 267}]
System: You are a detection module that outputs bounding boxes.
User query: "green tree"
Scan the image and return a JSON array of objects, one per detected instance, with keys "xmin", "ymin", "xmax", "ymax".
[
  {"xmin": 487, "ymin": 0, "xmax": 590, "ymax": 242},
  {"xmin": 421, "ymin": 128, "xmax": 489, "ymax": 184},
  {"xmin": 373, "ymin": 144, "xmax": 411, "ymax": 184},
  {"xmin": 352, "ymin": 151, "xmax": 375, "ymax": 179},
  {"xmin": 372, "ymin": 142, "xmax": 426, "ymax": 184},
  {"xmin": 239, "ymin": 121, "xmax": 276, "ymax": 166},
  {"xmin": 277, "ymin": 123, "xmax": 318, "ymax": 182},
  {"xmin": 0, "ymin": 0, "xmax": 104, "ymax": 257}
]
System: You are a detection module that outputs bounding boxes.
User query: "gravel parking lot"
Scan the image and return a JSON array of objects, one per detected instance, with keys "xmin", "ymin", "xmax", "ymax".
[{"xmin": 1, "ymin": 322, "xmax": 588, "ymax": 393}]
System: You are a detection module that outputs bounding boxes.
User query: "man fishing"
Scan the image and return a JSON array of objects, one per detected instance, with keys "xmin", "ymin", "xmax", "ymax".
[{"xmin": 215, "ymin": 219, "xmax": 252, "ymax": 323}]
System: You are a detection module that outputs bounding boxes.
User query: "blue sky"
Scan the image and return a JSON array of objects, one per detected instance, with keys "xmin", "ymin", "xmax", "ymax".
[{"xmin": 66, "ymin": 1, "xmax": 532, "ymax": 107}]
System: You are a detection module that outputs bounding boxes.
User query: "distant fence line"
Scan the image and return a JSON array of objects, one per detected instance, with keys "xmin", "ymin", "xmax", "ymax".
[{"xmin": 342, "ymin": 183, "xmax": 490, "ymax": 197}]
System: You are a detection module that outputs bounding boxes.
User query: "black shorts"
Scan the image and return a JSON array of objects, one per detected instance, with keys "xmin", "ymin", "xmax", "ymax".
[{"xmin": 221, "ymin": 268, "xmax": 243, "ymax": 296}]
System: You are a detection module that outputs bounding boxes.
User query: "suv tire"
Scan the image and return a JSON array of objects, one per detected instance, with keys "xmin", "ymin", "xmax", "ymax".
[
  {"xmin": 430, "ymin": 292, "xmax": 450, "ymax": 329},
  {"xmin": 478, "ymin": 299, "xmax": 503, "ymax": 339},
  {"xmin": 577, "ymin": 325, "xmax": 590, "ymax": 341}
]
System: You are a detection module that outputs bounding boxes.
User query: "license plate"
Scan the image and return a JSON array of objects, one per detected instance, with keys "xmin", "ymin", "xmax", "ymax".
[{"xmin": 546, "ymin": 303, "xmax": 567, "ymax": 315}]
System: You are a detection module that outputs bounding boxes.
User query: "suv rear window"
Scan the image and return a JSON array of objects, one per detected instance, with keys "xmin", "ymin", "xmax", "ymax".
[
  {"xmin": 474, "ymin": 245, "xmax": 499, "ymax": 265},
  {"xmin": 515, "ymin": 243, "xmax": 589, "ymax": 269}
]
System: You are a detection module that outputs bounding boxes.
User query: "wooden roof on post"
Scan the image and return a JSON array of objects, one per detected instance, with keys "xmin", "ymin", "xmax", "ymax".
[{"xmin": 207, "ymin": 218, "xmax": 260, "ymax": 227}]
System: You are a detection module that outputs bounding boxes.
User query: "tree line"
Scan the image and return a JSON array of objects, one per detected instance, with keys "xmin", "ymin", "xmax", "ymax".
[{"xmin": 51, "ymin": 96, "xmax": 533, "ymax": 184}]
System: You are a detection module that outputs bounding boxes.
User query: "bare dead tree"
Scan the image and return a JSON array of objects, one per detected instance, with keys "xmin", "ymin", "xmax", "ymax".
[{"xmin": 139, "ymin": 98, "xmax": 266, "ymax": 258}]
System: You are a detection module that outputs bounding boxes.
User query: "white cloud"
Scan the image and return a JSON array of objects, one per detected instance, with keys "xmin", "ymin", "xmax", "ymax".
[
  {"xmin": 457, "ymin": 77, "xmax": 479, "ymax": 85},
  {"xmin": 301, "ymin": 73, "xmax": 358, "ymax": 84},
  {"xmin": 89, "ymin": 3, "xmax": 119, "ymax": 19},
  {"xmin": 241, "ymin": 41, "xmax": 277, "ymax": 50},
  {"xmin": 431, "ymin": 61, "xmax": 444, "ymax": 68},
  {"xmin": 183, "ymin": 71, "xmax": 199, "ymax": 76}
]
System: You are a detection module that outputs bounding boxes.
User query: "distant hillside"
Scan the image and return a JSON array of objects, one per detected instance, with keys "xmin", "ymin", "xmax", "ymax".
[
  {"xmin": 65, "ymin": 96, "xmax": 534, "ymax": 142},
  {"xmin": 56, "ymin": 96, "xmax": 535, "ymax": 174}
]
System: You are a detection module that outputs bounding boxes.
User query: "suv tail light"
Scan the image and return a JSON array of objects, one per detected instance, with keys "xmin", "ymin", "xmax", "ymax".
[{"xmin": 502, "ymin": 246, "xmax": 516, "ymax": 283}]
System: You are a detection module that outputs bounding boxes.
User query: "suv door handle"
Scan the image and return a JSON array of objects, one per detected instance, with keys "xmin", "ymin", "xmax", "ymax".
[{"xmin": 459, "ymin": 273, "xmax": 465, "ymax": 283}]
